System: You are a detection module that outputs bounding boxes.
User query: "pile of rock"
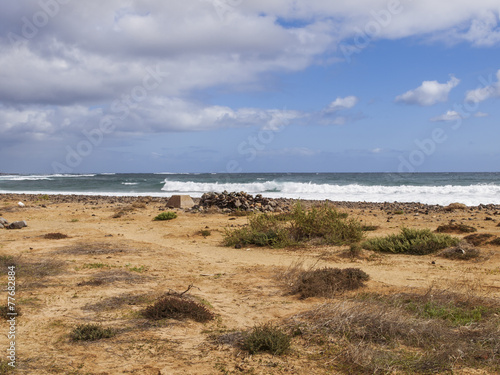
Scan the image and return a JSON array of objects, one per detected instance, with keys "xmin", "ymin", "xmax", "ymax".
[
  {"xmin": 194, "ymin": 191, "xmax": 291, "ymax": 213},
  {"xmin": 0, "ymin": 217, "xmax": 27, "ymax": 230}
]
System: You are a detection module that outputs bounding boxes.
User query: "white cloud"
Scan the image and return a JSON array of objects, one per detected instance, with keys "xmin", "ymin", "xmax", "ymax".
[
  {"xmin": 396, "ymin": 76, "xmax": 460, "ymax": 106},
  {"xmin": 324, "ymin": 96, "xmax": 359, "ymax": 113},
  {"xmin": 465, "ymin": 69, "xmax": 500, "ymax": 103},
  {"xmin": 430, "ymin": 110, "xmax": 462, "ymax": 122},
  {"xmin": 474, "ymin": 111, "xmax": 489, "ymax": 117}
]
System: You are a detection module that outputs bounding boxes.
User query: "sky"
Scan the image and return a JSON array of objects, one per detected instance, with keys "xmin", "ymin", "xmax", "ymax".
[{"xmin": 1, "ymin": 0, "xmax": 500, "ymax": 174}]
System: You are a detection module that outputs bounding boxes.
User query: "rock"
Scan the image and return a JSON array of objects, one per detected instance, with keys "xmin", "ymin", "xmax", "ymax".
[
  {"xmin": 7, "ymin": 221, "xmax": 27, "ymax": 230},
  {"xmin": 444, "ymin": 203, "xmax": 467, "ymax": 211},
  {"xmin": 0, "ymin": 223, "xmax": 3, "ymax": 229},
  {"xmin": 18, "ymin": 202, "xmax": 25, "ymax": 208},
  {"xmin": 167, "ymin": 195, "xmax": 195, "ymax": 209},
  {"xmin": 0, "ymin": 217, "xmax": 8, "ymax": 225}
]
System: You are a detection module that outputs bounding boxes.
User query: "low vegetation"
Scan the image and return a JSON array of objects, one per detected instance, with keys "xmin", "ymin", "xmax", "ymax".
[
  {"xmin": 464, "ymin": 233, "xmax": 495, "ymax": 246},
  {"xmin": 362, "ymin": 227, "xmax": 459, "ymax": 255},
  {"xmin": 435, "ymin": 223, "xmax": 476, "ymax": 234},
  {"xmin": 43, "ymin": 232, "xmax": 69, "ymax": 239},
  {"xmin": 70, "ymin": 323, "xmax": 115, "ymax": 341},
  {"xmin": 285, "ymin": 267, "xmax": 370, "ymax": 299},
  {"xmin": 242, "ymin": 323, "xmax": 291, "ymax": 355},
  {"xmin": 438, "ymin": 241, "xmax": 481, "ymax": 260},
  {"xmin": 142, "ymin": 295, "xmax": 214, "ymax": 322},
  {"xmin": 287, "ymin": 287, "xmax": 500, "ymax": 374},
  {"xmin": 154, "ymin": 211, "xmax": 177, "ymax": 221},
  {"xmin": 0, "ymin": 305, "xmax": 21, "ymax": 320},
  {"xmin": 224, "ymin": 203, "xmax": 364, "ymax": 248}
]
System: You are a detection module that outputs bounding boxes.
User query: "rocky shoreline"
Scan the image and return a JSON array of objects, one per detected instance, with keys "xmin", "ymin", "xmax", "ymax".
[{"xmin": 2, "ymin": 192, "xmax": 500, "ymax": 215}]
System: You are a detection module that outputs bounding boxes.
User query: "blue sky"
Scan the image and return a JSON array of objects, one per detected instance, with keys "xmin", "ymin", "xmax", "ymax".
[{"xmin": 1, "ymin": 1, "xmax": 500, "ymax": 173}]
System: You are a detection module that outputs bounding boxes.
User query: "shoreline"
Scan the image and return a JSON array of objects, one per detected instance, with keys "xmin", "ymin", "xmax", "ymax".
[{"xmin": 2, "ymin": 192, "xmax": 500, "ymax": 213}]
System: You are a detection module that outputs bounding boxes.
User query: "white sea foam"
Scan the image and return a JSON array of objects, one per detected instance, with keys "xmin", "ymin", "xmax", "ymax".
[
  {"xmin": 161, "ymin": 180, "xmax": 500, "ymax": 206},
  {"xmin": 0, "ymin": 174, "xmax": 95, "ymax": 181},
  {"xmin": 122, "ymin": 182, "xmax": 139, "ymax": 185}
]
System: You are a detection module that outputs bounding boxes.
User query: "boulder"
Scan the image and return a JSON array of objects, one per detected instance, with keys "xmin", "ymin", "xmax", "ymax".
[
  {"xmin": 167, "ymin": 195, "xmax": 195, "ymax": 209},
  {"xmin": 0, "ymin": 217, "xmax": 8, "ymax": 225},
  {"xmin": 6, "ymin": 221, "xmax": 27, "ymax": 230}
]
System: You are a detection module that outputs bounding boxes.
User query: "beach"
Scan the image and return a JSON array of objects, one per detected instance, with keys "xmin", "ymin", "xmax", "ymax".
[{"xmin": 0, "ymin": 193, "xmax": 499, "ymax": 374}]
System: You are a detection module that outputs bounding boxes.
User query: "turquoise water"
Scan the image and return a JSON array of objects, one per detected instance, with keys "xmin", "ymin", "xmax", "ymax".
[{"xmin": 1, "ymin": 172, "xmax": 499, "ymax": 205}]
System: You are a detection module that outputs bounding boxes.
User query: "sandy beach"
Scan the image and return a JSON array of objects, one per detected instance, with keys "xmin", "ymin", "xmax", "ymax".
[{"xmin": 0, "ymin": 193, "xmax": 499, "ymax": 374}]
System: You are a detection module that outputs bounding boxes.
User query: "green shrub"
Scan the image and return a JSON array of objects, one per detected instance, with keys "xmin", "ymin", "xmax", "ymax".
[
  {"xmin": 362, "ymin": 228, "xmax": 459, "ymax": 255},
  {"xmin": 70, "ymin": 323, "xmax": 115, "ymax": 341},
  {"xmin": 200, "ymin": 229, "xmax": 211, "ymax": 237},
  {"xmin": 142, "ymin": 296, "xmax": 214, "ymax": 322},
  {"xmin": 242, "ymin": 323, "xmax": 291, "ymax": 355},
  {"xmin": 224, "ymin": 203, "xmax": 363, "ymax": 248},
  {"xmin": 154, "ymin": 211, "xmax": 177, "ymax": 221}
]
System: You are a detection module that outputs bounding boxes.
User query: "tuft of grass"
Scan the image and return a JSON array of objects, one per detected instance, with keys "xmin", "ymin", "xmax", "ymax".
[
  {"xmin": 464, "ymin": 233, "xmax": 495, "ymax": 246},
  {"xmin": 0, "ymin": 360, "xmax": 13, "ymax": 374},
  {"xmin": 439, "ymin": 241, "xmax": 480, "ymax": 260},
  {"xmin": 361, "ymin": 225, "xmax": 379, "ymax": 232},
  {"xmin": 0, "ymin": 305, "xmax": 21, "ymax": 320},
  {"xmin": 142, "ymin": 295, "xmax": 214, "ymax": 322},
  {"xmin": 362, "ymin": 227, "xmax": 459, "ymax": 255},
  {"xmin": 81, "ymin": 263, "xmax": 112, "ymax": 270},
  {"xmin": 435, "ymin": 223, "xmax": 477, "ymax": 234},
  {"xmin": 43, "ymin": 232, "xmax": 69, "ymax": 239},
  {"xmin": 242, "ymin": 323, "xmax": 291, "ymax": 355},
  {"xmin": 70, "ymin": 323, "xmax": 115, "ymax": 341},
  {"xmin": 488, "ymin": 237, "xmax": 500, "ymax": 246},
  {"xmin": 70, "ymin": 219, "xmax": 79, "ymax": 223},
  {"xmin": 394, "ymin": 210, "xmax": 404, "ymax": 215},
  {"xmin": 200, "ymin": 229, "xmax": 211, "ymax": 237},
  {"xmin": 224, "ymin": 203, "xmax": 363, "ymax": 248},
  {"xmin": 291, "ymin": 267, "xmax": 369, "ymax": 299},
  {"xmin": 153, "ymin": 211, "xmax": 177, "ymax": 221}
]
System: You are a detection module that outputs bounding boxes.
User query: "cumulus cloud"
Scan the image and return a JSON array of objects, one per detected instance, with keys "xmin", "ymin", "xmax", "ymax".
[
  {"xmin": 430, "ymin": 110, "xmax": 463, "ymax": 122},
  {"xmin": 465, "ymin": 69, "xmax": 500, "ymax": 103},
  {"xmin": 396, "ymin": 76, "xmax": 460, "ymax": 106},
  {"xmin": 324, "ymin": 96, "xmax": 359, "ymax": 113}
]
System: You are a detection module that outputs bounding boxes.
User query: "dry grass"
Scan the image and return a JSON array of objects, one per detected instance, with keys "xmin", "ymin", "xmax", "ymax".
[
  {"xmin": 464, "ymin": 233, "xmax": 495, "ymax": 246},
  {"xmin": 43, "ymin": 232, "xmax": 69, "ymax": 239},
  {"xmin": 57, "ymin": 241, "xmax": 136, "ymax": 255},
  {"xmin": 287, "ymin": 289, "xmax": 500, "ymax": 374},
  {"xmin": 77, "ymin": 269, "xmax": 149, "ymax": 287},
  {"xmin": 438, "ymin": 241, "xmax": 481, "ymax": 260},
  {"xmin": 83, "ymin": 291, "xmax": 156, "ymax": 311},
  {"xmin": 279, "ymin": 262, "xmax": 369, "ymax": 299},
  {"xmin": 142, "ymin": 295, "xmax": 215, "ymax": 322},
  {"xmin": 435, "ymin": 222, "xmax": 477, "ymax": 233}
]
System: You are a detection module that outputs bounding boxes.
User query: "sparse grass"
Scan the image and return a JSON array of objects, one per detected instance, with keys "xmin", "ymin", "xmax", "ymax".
[
  {"xmin": 125, "ymin": 264, "xmax": 148, "ymax": 273},
  {"xmin": 154, "ymin": 211, "xmax": 177, "ymax": 221},
  {"xmin": 43, "ymin": 232, "xmax": 69, "ymax": 239},
  {"xmin": 70, "ymin": 218, "xmax": 79, "ymax": 223},
  {"xmin": 362, "ymin": 227, "xmax": 459, "ymax": 255},
  {"xmin": 394, "ymin": 210, "xmax": 404, "ymax": 215},
  {"xmin": 287, "ymin": 289, "xmax": 500, "ymax": 374},
  {"xmin": 361, "ymin": 225, "xmax": 379, "ymax": 231},
  {"xmin": 229, "ymin": 210, "xmax": 251, "ymax": 217},
  {"xmin": 84, "ymin": 292, "xmax": 155, "ymax": 311},
  {"xmin": 77, "ymin": 269, "xmax": 148, "ymax": 287},
  {"xmin": 142, "ymin": 295, "xmax": 215, "ymax": 322},
  {"xmin": 464, "ymin": 233, "xmax": 495, "ymax": 246},
  {"xmin": 279, "ymin": 263, "xmax": 369, "ymax": 299},
  {"xmin": 435, "ymin": 223, "xmax": 477, "ymax": 234},
  {"xmin": 81, "ymin": 263, "xmax": 112, "ymax": 269},
  {"xmin": 242, "ymin": 323, "xmax": 291, "ymax": 355},
  {"xmin": 70, "ymin": 323, "xmax": 115, "ymax": 341},
  {"xmin": 489, "ymin": 237, "xmax": 500, "ymax": 246},
  {"xmin": 439, "ymin": 241, "xmax": 481, "ymax": 260},
  {"xmin": 224, "ymin": 203, "xmax": 363, "ymax": 248},
  {"xmin": 0, "ymin": 305, "xmax": 21, "ymax": 320},
  {"xmin": 57, "ymin": 241, "xmax": 134, "ymax": 255},
  {"xmin": 0, "ymin": 360, "xmax": 13, "ymax": 374}
]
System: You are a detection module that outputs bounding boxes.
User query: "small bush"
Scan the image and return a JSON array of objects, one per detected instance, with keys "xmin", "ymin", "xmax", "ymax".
[
  {"xmin": 290, "ymin": 267, "xmax": 369, "ymax": 299},
  {"xmin": 362, "ymin": 228, "xmax": 459, "ymax": 255},
  {"xmin": 200, "ymin": 229, "xmax": 211, "ymax": 237},
  {"xmin": 154, "ymin": 211, "xmax": 177, "ymax": 221},
  {"xmin": 242, "ymin": 323, "xmax": 291, "ymax": 355},
  {"xmin": 43, "ymin": 232, "xmax": 69, "ymax": 239},
  {"xmin": 224, "ymin": 203, "xmax": 363, "ymax": 248},
  {"xmin": 70, "ymin": 323, "xmax": 115, "ymax": 341},
  {"xmin": 464, "ymin": 233, "xmax": 495, "ymax": 246},
  {"xmin": 439, "ymin": 241, "xmax": 480, "ymax": 260},
  {"xmin": 142, "ymin": 296, "xmax": 214, "ymax": 322},
  {"xmin": 435, "ymin": 223, "xmax": 476, "ymax": 234}
]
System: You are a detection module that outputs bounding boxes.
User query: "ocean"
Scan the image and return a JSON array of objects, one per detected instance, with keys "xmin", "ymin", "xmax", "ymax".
[{"xmin": 0, "ymin": 173, "xmax": 499, "ymax": 206}]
